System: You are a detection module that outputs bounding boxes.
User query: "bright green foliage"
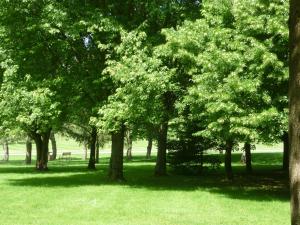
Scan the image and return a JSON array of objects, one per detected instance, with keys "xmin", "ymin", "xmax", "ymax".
[
  {"xmin": 100, "ymin": 31, "xmax": 176, "ymax": 132},
  {"xmin": 160, "ymin": 0, "xmax": 288, "ymax": 145},
  {"xmin": 0, "ymin": 1, "xmax": 119, "ymax": 138},
  {"xmin": 0, "ymin": 84, "xmax": 61, "ymax": 134},
  {"xmin": 0, "ymin": 1, "xmax": 68, "ymax": 136},
  {"xmin": 232, "ymin": 0, "xmax": 289, "ymax": 140},
  {"xmin": 0, "ymin": 0, "xmax": 289, "ymax": 170}
]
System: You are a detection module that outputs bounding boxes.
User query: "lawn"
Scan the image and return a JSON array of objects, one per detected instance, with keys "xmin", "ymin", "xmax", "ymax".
[{"xmin": 0, "ymin": 150, "xmax": 290, "ymax": 225}]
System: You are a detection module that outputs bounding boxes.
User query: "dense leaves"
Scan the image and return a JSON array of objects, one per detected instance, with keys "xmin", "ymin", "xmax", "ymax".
[{"xmin": 0, "ymin": 0, "xmax": 289, "ymax": 177}]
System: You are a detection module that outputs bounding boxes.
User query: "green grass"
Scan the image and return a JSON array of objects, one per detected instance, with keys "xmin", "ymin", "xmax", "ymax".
[{"xmin": 0, "ymin": 151, "xmax": 290, "ymax": 225}]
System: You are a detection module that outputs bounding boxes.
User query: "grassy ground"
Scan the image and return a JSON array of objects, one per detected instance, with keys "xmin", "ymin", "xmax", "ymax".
[{"xmin": 0, "ymin": 151, "xmax": 289, "ymax": 225}]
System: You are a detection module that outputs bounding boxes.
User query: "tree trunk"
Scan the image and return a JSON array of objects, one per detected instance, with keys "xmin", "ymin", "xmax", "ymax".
[
  {"xmin": 88, "ymin": 127, "xmax": 97, "ymax": 170},
  {"xmin": 41, "ymin": 132, "xmax": 50, "ymax": 168},
  {"xmin": 225, "ymin": 141, "xmax": 233, "ymax": 180},
  {"xmin": 3, "ymin": 140, "xmax": 9, "ymax": 161},
  {"xmin": 49, "ymin": 132, "xmax": 57, "ymax": 160},
  {"xmin": 282, "ymin": 132, "xmax": 289, "ymax": 171},
  {"xmin": 84, "ymin": 144, "xmax": 88, "ymax": 160},
  {"xmin": 126, "ymin": 130, "xmax": 133, "ymax": 161},
  {"xmin": 244, "ymin": 142, "xmax": 252, "ymax": 174},
  {"xmin": 289, "ymin": 1, "xmax": 300, "ymax": 224},
  {"xmin": 146, "ymin": 137, "xmax": 153, "ymax": 159},
  {"xmin": 95, "ymin": 138, "xmax": 100, "ymax": 164},
  {"xmin": 155, "ymin": 121, "xmax": 168, "ymax": 176},
  {"xmin": 25, "ymin": 136, "xmax": 32, "ymax": 165},
  {"xmin": 109, "ymin": 126, "xmax": 125, "ymax": 181},
  {"xmin": 33, "ymin": 131, "xmax": 51, "ymax": 171},
  {"xmin": 34, "ymin": 134, "xmax": 42, "ymax": 169}
]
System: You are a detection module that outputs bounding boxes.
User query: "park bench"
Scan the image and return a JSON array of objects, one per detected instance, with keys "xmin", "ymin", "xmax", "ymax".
[{"xmin": 59, "ymin": 152, "xmax": 71, "ymax": 160}]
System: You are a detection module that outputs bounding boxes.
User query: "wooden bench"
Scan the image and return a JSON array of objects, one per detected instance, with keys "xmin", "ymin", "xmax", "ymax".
[{"xmin": 59, "ymin": 152, "xmax": 71, "ymax": 160}]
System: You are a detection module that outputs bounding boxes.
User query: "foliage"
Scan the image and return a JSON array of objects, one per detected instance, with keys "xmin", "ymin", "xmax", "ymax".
[
  {"xmin": 167, "ymin": 139, "xmax": 203, "ymax": 175},
  {"xmin": 0, "ymin": 1, "xmax": 68, "ymax": 135},
  {"xmin": 99, "ymin": 30, "xmax": 177, "ymax": 132},
  {"xmin": 160, "ymin": 0, "xmax": 288, "ymax": 146}
]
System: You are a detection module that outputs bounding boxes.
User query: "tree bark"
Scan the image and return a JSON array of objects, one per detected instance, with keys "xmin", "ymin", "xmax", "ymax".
[
  {"xmin": 225, "ymin": 140, "xmax": 233, "ymax": 180},
  {"xmin": 282, "ymin": 132, "xmax": 289, "ymax": 171},
  {"xmin": 49, "ymin": 132, "xmax": 57, "ymax": 160},
  {"xmin": 126, "ymin": 130, "xmax": 133, "ymax": 160},
  {"xmin": 25, "ymin": 136, "xmax": 32, "ymax": 165},
  {"xmin": 289, "ymin": 1, "xmax": 300, "ymax": 224},
  {"xmin": 155, "ymin": 121, "xmax": 168, "ymax": 176},
  {"xmin": 95, "ymin": 138, "xmax": 100, "ymax": 164},
  {"xmin": 41, "ymin": 132, "xmax": 50, "ymax": 168},
  {"xmin": 146, "ymin": 137, "xmax": 153, "ymax": 159},
  {"xmin": 3, "ymin": 140, "xmax": 9, "ymax": 161},
  {"xmin": 34, "ymin": 134, "xmax": 42, "ymax": 169},
  {"xmin": 109, "ymin": 126, "xmax": 125, "ymax": 181},
  {"xmin": 244, "ymin": 142, "xmax": 252, "ymax": 174},
  {"xmin": 32, "ymin": 130, "xmax": 51, "ymax": 171},
  {"xmin": 88, "ymin": 126, "xmax": 97, "ymax": 170}
]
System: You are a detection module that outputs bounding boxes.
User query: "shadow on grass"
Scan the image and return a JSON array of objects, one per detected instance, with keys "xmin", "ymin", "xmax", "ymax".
[{"xmin": 4, "ymin": 159, "xmax": 290, "ymax": 202}]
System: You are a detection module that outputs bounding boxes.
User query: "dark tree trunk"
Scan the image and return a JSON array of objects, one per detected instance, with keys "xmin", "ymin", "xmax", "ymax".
[
  {"xmin": 154, "ymin": 91, "xmax": 174, "ymax": 176},
  {"xmin": 3, "ymin": 140, "xmax": 9, "ymax": 161},
  {"xmin": 49, "ymin": 132, "xmax": 57, "ymax": 160},
  {"xmin": 146, "ymin": 137, "xmax": 153, "ymax": 159},
  {"xmin": 25, "ymin": 136, "xmax": 32, "ymax": 165},
  {"xmin": 34, "ymin": 135, "xmax": 42, "ymax": 169},
  {"xmin": 155, "ymin": 121, "xmax": 168, "ymax": 176},
  {"xmin": 88, "ymin": 127, "xmax": 97, "ymax": 170},
  {"xmin": 126, "ymin": 130, "xmax": 133, "ymax": 161},
  {"xmin": 244, "ymin": 142, "xmax": 252, "ymax": 174},
  {"xmin": 225, "ymin": 141, "xmax": 233, "ymax": 180},
  {"xmin": 41, "ymin": 132, "xmax": 50, "ymax": 168},
  {"xmin": 289, "ymin": 1, "xmax": 300, "ymax": 224},
  {"xmin": 95, "ymin": 138, "xmax": 100, "ymax": 164},
  {"xmin": 109, "ymin": 126, "xmax": 125, "ymax": 181},
  {"xmin": 32, "ymin": 130, "xmax": 51, "ymax": 171},
  {"xmin": 282, "ymin": 132, "xmax": 289, "ymax": 171}
]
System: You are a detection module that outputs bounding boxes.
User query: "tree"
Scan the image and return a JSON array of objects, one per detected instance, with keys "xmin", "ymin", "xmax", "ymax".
[
  {"xmin": 125, "ymin": 129, "xmax": 133, "ymax": 161},
  {"xmin": 231, "ymin": 0, "xmax": 289, "ymax": 171},
  {"xmin": 282, "ymin": 131, "xmax": 289, "ymax": 171},
  {"xmin": 289, "ymin": 0, "xmax": 300, "ymax": 224},
  {"xmin": 98, "ymin": 0, "xmax": 201, "ymax": 178},
  {"xmin": 109, "ymin": 125, "xmax": 125, "ymax": 181},
  {"xmin": 58, "ymin": 3, "xmax": 120, "ymax": 170},
  {"xmin": 0, "ymin": 1, "xmax": 70, "ymax": 170},
  {"xmin": 49, "ymin": 132, "xmax": 57, "ymax": 160},
  {"xmin": 86, "ymin": 127, "xmax": 97, "ymax": 170},
  {"xmin": 95, "ymin": 139, "xmax": 100, "ymax": 164},
  {"xmin": 158, "ymin": 0, "xmax": 288, "ymax": 178},
  {"xmin": 25, "ymin": 136, "xmax": 32, "ymax": 165},
  {"xmin": 146, "ymin": 137, "xmax": 153, "ymax": 159},
  {"xmin": 244, "ymin": 142, "xmax": 252, "ymax": 174},
  {"xmin": 0, "ymin": 85, "xmax": 61, "ymax": 170},
  {"xmin": 101, "ymin": 31, "xmax": 178, "ymax": 176},
  {"xmin": 2, "ymin": 140, "xmax": 8, "ymax": 161}
]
